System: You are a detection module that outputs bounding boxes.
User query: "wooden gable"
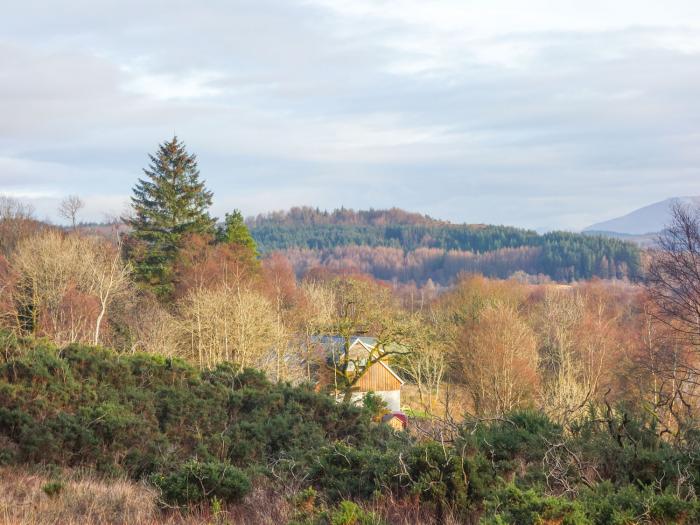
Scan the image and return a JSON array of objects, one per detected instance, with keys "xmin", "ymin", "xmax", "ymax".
[
  {"xmin": 355, "ymin": 360, "xmax": 403, "ymax": 392},
  {"xmin": 313, "ymin": 336, "xmax": 404, "ymax": 393}
]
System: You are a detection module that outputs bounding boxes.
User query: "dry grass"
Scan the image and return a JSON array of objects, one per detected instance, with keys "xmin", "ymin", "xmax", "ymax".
[
  {"xmin": 0, "ymin": 467, "xmax": 163, "ymax": 525},
  {"xmin": 0, "ymin": 468, "xmax": 304, "ymax": 525},
  {"xmin": 401, "ymin": 382, "xmax": 472, "ymax": 421},
  {"xmin": 0, "ymin": 467, "xmax": 462, "ymax": 525}
]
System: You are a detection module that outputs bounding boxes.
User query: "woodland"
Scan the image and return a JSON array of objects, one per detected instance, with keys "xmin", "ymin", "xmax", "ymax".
[{"xmin": 249, "ymin": 208, "xmax": 642, "ymax": 284}]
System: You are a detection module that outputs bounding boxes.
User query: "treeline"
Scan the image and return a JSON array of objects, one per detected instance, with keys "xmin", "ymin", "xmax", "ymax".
[
  {"xmin": 284, "ymin": 245, "xmax": 543, "ymax": 285},
  {"xmin": 248, "ymin": 206, "xmax": 444, "ymax": 227},
  {"xmin": 249, "ymin": 208, "xmax": 641, "ymax": 282}
]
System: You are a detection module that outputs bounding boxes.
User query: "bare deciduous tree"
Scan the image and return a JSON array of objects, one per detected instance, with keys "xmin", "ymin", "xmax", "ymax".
[
  {"xmin": 0, "ymin": 195, "xmax": 41, "ymax": 256},
  {"xmin": 536, "ymin": 289, "xmax": 589, "ymax": 423},
  {"xmin": 321, "ymin": 277, "xmax": 412, "ymax": 403},
  {"xmin": 395, "ymin": 309, "xmax": 449, "ymax": 415},
  {"xmin": 12, "ymin": 231, "xmax": 94, "ymax": 342},
  {"xmin": 0, "ymin": 196, "xmax": 34, "ymax": 221},
  {"xmin": 459, "ymin": 302, "xmax": 539, "ymax": 417},
  {"xmin": 58, "ymin": 195, "xmax": 84, "ymax": 230},
  {"xmin": 647, "ymin": 203, "xmax": 700, "ymax": 346},
  {"xmin": 177, "ymin": 283, "xmax": 283, "ymax": 374},
  {"xmin": 297, "ymin": 280, "xmax": 336, "ymax": 381},
  {"xmin": 10, "ymin": 231, "xmax": 130, "ymax": 346},
  {"xmin": 87, "ymin": 239, "xmax": 131, "ymax": 345}
]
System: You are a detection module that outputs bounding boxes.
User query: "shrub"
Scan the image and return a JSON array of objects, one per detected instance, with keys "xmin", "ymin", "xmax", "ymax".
[
  {"xmin": 578, "ymin": 482, "xmax": 700, "ymax": 525},
  {"xmin": 404, "ymin": 441, "xmax": 471, "ymax": 510},
  {"xmin": 41, "ymin": 480, "xmax": 64, "ymax": 497},
  {"xmin": 150, "ymin": 459, "xmax": 251, "ymax": 506},
  {"xmin": 311, "ymin": 441, "xmax": 403, "ymax": 501},
  {"xmin": 288, "ymin": 498, "xmax": 386, "ymax": 525},
  {"xmin": 329, "ymin": 501, "xmax": 384, "ymax": 525},
  {"xmin": 6, "ymin": 332, "xmax": 700, "ymax": 524},
  {"xmin": 482, "ymin": 484, "xmax": 589, "ymax": 525}
]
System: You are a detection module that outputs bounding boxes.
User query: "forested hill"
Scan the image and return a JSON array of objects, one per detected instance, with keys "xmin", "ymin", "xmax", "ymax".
[{"xmin": 248, "ymin": 207, "xmax": 642, "ymax": 284}]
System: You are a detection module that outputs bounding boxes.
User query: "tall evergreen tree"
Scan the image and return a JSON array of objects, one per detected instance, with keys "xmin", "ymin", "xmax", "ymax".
[
  {"xmin": 125, "ymin": 137, "xmax": 216, "ymax": 297},
  {"xmin": 218, "ymin": 210, "xmax": 258, "ymax": 256}
]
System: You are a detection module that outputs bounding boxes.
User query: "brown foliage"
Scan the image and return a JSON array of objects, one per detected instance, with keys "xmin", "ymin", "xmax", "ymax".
[
  {"xmin": 6, "ymin": 230, "xmax": 131, "ymax": 346},
  {"xmin": 0, "ymin": 196, "xmax": 47, "ymax": 257},
  {"xmin": 173, "ymin": 233, "xmax": 258, "ymax": 298},
  {"xmin": 458, "ymin": 302, "xmax": 540, "ymax": 416},
  {"xmin": 0, "ymin": 467, "xmax": 159, "ymax": 525},
  {"xmin": 282, "ymin": 245, "xmax": 541, "ymax": 285}
]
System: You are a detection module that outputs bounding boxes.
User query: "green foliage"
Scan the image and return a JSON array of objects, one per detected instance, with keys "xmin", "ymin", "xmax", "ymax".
[
  {"xmin": 463, "ymin": 410, "xmax": 561, "ymax": 484},
  {"xmin": 125, "ymin": 136, "xmax": 216, "ymax": 297},
  {"xmin": 361, "ymin": 391, "xmax": 388, "ymax": 419},
  {"xmin": 218, "ymin": 209, "xmax": 258, "ymax": 256},
  {"xmin": 578, "ymin": 482, "xmax": 700, "ymax": 525},
  {"xmin": 329, "ymin": 501, "xmax": 384, "ymax": 525},
  {"xmin": 0, "ymin": 333, "xmax": 393, "ymax": 499},
  {"xmin": 150, "ymin": 459, "xmax": 250, "ymax": 506},
  {"xmin": 287, "ymin": 495, "xmax": 385, "ymax": 525},
  {"xmin": 41, "ymin": 480, "xmax": 64, "ymax": 497},
  {"xmin": 312, "ymin": 440, "xmax": 402, "ymax": 501},
  {"xmin": 482, "ymin": 484, "xmax": 589, "ymax": 525},
  {"xmin": 404, "ymin": 441, "xmax": 471, "ymax": 510}
]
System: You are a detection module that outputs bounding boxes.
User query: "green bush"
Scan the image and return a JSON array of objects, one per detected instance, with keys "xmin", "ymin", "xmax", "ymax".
[
  {"xmin": 150, "ymin": 460, "xmax": 251, "ymax": 505},
  {"xmin": 578, "ymin": 482, "xmax": 700, "ymax": 525},
  {"xmin": 41, "ymin": 480, "xmax": 64, "ymax": 497},
  {"xmin": 404, "ymin": 441, "xmax": 471, "ymax": 510},
  {"xmin": 329, "ymin": 501, "xmax": 384, "ymax": 525},
  {"xmin": 287, "ymin": 498, "xmax": 385, "ymax": 525},
  {"xmin": 482, "ymin": 484, "xmax": 589, "ymax": 525},
  {"xmin": 312, "ymin": 441, "xmax": 402, "ymax": 501},
  {"xmin": 0, "ymin": 336, "xmax": 388, "ymax": 482}
]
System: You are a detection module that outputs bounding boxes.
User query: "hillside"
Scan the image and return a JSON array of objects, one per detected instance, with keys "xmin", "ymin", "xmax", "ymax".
[
  {"xmin": 249, "ymin": 207, "xmax": 642, "ymax": 283},
  {"xmin": 584, "ymin": 196, "xmax": 700, "ymax": 235},
  {"xmin": 3, "ymin": 333, "xmax": 700, "ymax": 524}
]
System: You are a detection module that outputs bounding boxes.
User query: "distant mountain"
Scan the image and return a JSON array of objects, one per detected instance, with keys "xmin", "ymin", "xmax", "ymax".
[
  {"xmin": 584, "ymin": 196, "xmax": 700, "ymax": 235},
  {"xmin": 583, "ymin": 197, "xmax": 700, "ymax": 236}
]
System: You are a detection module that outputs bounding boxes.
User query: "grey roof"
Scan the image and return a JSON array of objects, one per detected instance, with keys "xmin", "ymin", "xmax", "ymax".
[{"xmin": 311, "ymin": 335, "xmax": 377, "ymax": 352}]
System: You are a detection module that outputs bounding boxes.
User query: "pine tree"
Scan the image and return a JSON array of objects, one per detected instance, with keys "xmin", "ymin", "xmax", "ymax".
[
  {"xmin": 125, "ymin": 137, "xmax": 216, "ymax": 297},
  {"xmin": 218, "ymin": 210, "xmax": 258, "ymax": 256}
]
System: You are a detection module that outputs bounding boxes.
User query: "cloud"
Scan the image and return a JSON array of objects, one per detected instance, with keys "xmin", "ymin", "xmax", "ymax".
[{"xmin": 1, "ymin": 1, "xmax": 700, "ymax": 229}]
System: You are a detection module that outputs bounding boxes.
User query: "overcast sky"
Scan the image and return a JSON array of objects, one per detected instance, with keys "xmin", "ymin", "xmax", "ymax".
[{"xmin": 2, "ymin": 1, "xmax": 700, "ymax": 230}]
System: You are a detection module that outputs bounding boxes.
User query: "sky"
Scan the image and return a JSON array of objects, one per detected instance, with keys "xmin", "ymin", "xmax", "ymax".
[{"xmin": 2, "ymin": 1, "xmax": 700, "ymax": 230}]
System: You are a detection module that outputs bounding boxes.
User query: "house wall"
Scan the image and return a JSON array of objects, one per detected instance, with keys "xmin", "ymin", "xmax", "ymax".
[
  {"xmin": 350, "ymin": 389, "xmax": 401, "ymax": 412},
  {"xmin": 355, "ymin": 362, "xmax": 403, "ymax": 392}
]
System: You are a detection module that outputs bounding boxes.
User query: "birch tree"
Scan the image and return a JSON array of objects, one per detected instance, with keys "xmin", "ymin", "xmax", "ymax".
[
  {"xmin": 11, "ymin": 231, "xmax": 131, "ymax": 346},
  {"xmin": 459, "ymin": 302, "xmax": 539, "ymax": 416},
  {"xmin": 177, "ymin": 284, "xmax": 280, "ymax": 373},
  {"xmin": 86, "ymin": 241, "xmax": 131, "ymax": 345}
]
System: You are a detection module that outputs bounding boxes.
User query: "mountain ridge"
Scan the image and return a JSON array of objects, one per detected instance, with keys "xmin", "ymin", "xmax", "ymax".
[{"xmin": 584, "ymin": 196, "xmax": 700, "ymax": 235}]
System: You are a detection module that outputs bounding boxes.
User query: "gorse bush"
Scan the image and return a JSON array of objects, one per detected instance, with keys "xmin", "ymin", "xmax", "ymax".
[
  {"xmin": 150, "ymin": 459, "xmax": 250, "ymax": 505},
  {"xmin": 0, "ymin": 335, "xmax": 386, "ymax": 486},
  {"xmin": 481, "ymin": 484, "xmax": 589, "ymax": 525}
]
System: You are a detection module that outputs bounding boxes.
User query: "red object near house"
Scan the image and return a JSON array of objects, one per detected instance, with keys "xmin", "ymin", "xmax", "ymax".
[{"xmin": 381, "ymin": 411, "xmax": 408, "ymax": 430}]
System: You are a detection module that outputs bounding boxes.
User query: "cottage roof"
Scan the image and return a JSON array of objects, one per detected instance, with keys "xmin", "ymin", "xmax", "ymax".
[{"xmin": 311, "ymin": 335, "xmax": 405, "ymax": 386}]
